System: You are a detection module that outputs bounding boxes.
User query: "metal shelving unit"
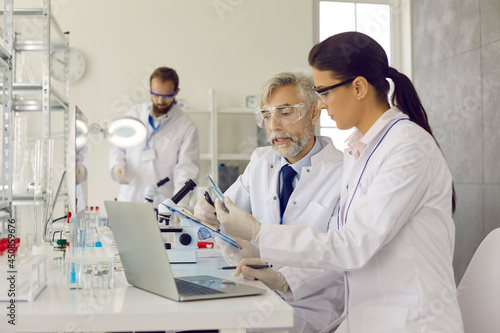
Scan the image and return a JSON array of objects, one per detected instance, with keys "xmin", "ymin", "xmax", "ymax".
[
  {"xmin": 1, "ymin": 0, "xmax": 69, "ymax": 211},
  {"xmin": 8, "ymin": 83, "xmax": 68, "ymax": 111},
  {"xmin": 1, "ymin": 0, "xmax": 13, "ymax": 217}
]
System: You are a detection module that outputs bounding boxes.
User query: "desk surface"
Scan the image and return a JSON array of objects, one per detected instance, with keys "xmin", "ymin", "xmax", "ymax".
[{"xmin": 3, "ymin": 249, "xmax": 294, "ymax": 333}]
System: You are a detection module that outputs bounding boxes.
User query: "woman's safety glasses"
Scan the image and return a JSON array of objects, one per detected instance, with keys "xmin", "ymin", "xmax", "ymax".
[
  {"xmin": 253, "ymin": 101, "xmax": 314, "ymax": 128},
  {"xmin": 313, "ymin": 78, "xmax": 355, "ymax": 105}
]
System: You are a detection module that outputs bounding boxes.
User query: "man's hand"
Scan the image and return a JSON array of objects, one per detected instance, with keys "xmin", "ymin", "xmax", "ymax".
[
  {"xmin": 214, "ymin": 236, "xmax": 260, "ymax": 266},
  {"xmin": 76, "ymin": 164, "xmax": 87, "ymax": 184},
  {"xmin": 214, "ymin": 197, "xmax": 261, "ymax": 242},
  {"xmin": 235, "ymin": 258, "xmax": 289, "ymax": 293},
  {"xmin": 113, "ymin": 164, "xmax": 130, "ymax": 184},
  {"xmin": 193, "ymin": 198, "xmax": 219, "ymax": 229}
]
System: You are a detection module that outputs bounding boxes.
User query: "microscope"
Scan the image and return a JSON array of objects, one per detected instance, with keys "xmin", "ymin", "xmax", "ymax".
[{"xmin": 157, "ymin": 179, "xmax": 200, "ymax": 263}]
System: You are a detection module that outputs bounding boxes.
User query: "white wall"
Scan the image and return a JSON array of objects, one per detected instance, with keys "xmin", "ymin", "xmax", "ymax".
[{"xmin": 48, "ymin": 0, "xmax": 315, "ymax": 213}]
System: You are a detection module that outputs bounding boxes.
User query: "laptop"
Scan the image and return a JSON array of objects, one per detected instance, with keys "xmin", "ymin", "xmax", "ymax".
[{"xmin": 104, "ymin": 200, "xmax": 266, "ymax": 301}]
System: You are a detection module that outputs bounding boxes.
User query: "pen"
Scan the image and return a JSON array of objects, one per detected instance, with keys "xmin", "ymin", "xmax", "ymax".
[
  {"xmin": 204, "ymin": 191, "xmax": 215, "ymax": 207},
  {"xmin": 218, "ymin": 264, "xmax": 273, "ymax": 270},
  {"xmin": 203, "ymin": 191, "xmax": 220, "ymax": 232}
]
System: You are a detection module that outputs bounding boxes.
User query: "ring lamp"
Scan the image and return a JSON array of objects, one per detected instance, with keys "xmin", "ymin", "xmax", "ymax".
[
  {"xmin": 104, "ymin": 117, "xmax": 147, "ymax": 147},
  {"xmin": 81, "ymin": 116, "xmax": 147, "ymax": 148}
]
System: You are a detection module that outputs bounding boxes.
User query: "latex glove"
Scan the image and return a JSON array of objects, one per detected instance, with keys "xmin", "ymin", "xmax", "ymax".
[
  {"xmin": 214, "ymin": 197, "xmax": 261, "ymax": 242},
  {"xmin": 75, "ymin": 164, "xmax": 87, "ymax": 184},
  {"xmin": 113, "ymin": 164, "xmax": 129, "ymax": 184},
  {"xmin": 214, "ymin": 236, "xmax": 260, "ymax": 266},
  {"xmin": 235, "ymin": 258, "xmax": 289, "ymax": 293},
  {"xmin": 169, "ymin": 214, "xmax": 181, "ymax": 227},
  {"xmin": 193, "ymin": 197, "xmax": 219, "ymax": 229}
]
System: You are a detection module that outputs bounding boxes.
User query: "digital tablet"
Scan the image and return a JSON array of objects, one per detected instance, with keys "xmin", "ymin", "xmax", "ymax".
[{"xmin": 162, "ymin": 203, "xmax": 241, "ymax": 249}]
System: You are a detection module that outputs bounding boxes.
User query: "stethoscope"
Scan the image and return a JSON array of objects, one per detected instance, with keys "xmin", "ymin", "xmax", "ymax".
[{"xmin": 337, "ymin": 117, "xmax": 411, "ymax": 230}]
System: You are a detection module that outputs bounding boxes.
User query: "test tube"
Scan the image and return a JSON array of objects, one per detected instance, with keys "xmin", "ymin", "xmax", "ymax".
[
  {"xmin": 205, "ymin": 173, "xmax": 229, "ymax": 212},
  {"xmin": 78, "ymin": 217, "xmax": 87, "ymax": 248},
  {"xmin": 81, "ymin": 266, "xmax": 93, "ymax": 297},
  {"xmin": 92, "ymin": 270, "xmax": 103, "ymax": 298}
]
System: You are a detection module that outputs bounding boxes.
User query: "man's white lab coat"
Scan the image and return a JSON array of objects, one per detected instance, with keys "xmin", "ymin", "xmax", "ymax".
[
  {"xmin": 109, "ymin": 102, "xmax": 200, "ymax": 207},
  {"xmin": 225, "ymin": 136, "xmax": 345, "ymax": 332}
]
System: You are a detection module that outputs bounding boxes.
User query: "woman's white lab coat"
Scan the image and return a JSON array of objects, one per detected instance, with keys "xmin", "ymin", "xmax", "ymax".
[
  {"xmin": 108, "ymin": 102, "xmax": 200, "ymax": 206},
  {"xmin": 225, "ymin": 136, "xmax": 345, "ymax": 332},
  {"xmin": 258, "ymin": 111, "xmax": 464, "ymax": 333}
]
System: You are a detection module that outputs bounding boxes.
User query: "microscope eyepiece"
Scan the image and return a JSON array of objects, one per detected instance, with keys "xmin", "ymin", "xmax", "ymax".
[{"xmin": 171, "ymin": 179, "xmax": 197, "ymax": 204}]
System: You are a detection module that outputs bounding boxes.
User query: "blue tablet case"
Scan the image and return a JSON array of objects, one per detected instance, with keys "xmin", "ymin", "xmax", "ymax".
[{"xmin": 162, "ymin": 203, "xmax": 241, "ymax": 249}]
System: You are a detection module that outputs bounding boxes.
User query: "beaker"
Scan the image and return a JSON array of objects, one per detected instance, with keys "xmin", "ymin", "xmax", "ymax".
[
  {"xmin": 33, "ymin": 138, "xmax": 54, "ymax": 247},
  {"xmin": 81, "ymin": 266, "xmax": 93, "ymax": 297},
  {"xmin": 12, "ymin": 113, "xmax": 28, "ymax": 195},
  {"xmin": 15, "ymin": 49, "xmax": 36, "ymax": 84}
]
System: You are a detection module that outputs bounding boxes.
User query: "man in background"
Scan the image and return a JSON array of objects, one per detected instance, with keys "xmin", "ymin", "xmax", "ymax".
[{"xmin": 109, "ymin": 67, "xmax": 200, "ymax": 207}]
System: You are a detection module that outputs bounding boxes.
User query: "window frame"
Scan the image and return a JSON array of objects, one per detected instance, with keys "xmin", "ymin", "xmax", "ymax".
[
  {"xmin": 312, "ymin": 0, "xmax": 412, "ymax": 78},
  {"xmin": 312, "ymin": 0, "xmax": 412, "ymax": 145}
]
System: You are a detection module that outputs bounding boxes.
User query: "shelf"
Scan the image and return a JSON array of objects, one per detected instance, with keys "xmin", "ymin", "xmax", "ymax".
[
  {"xmin": 13, "ymin": 200, "xmax": 45, "ymax": 207},
  {"xmin": 12, "ymin": 194, "xmax": 45, "ymax": 207},
  {"xmin": 0, "ymin": 201, "xmax": 10, "ymax": 210},
  {"xmin": 0, "ymin": 8, "xmax": 44, "ymax": 16},
  {"xmin": 200, "ymin": 153, "xmax": 212, "ymax": 160},
  {"xmin": 0, "ymin": 8, "xmax": 70, "ymax": 51},
  {"xmin": 13, "ymin": 40, "xmax": 67, "ymax": 52},
  {"xmin": 0, "ymin": 83, "xmax": 69, "ymax": 111},
  {"xmin": 0, "ymin": 44, "xmax": 11, "ymax": 70},
  {"xmin": 12, "ymin": 100, "xmax": 67, "ymax": 112},
  {"xmin": 218, "ymin": 153, "xmax": 251, "ymax": 161},
  {"xmin": 184, "ymin": 108, "xmax": 211, "ymax": 114},
  {"xmin": 0, "ymin": 58, "xmax": 9, "ymax": 71},
  {"xmin": 218, "ymin": 108, "xmax": 256, "ymax": 114}
]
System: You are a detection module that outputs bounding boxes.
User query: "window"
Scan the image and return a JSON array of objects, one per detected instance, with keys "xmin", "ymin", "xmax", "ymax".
[{"xmin": 313, "ymin": 0, "xmax": 411, "ymax": 151}]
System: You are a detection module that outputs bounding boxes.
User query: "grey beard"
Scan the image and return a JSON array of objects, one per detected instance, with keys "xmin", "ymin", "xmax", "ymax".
[{"xmin": 269, "ymin": 121, "xmax": 313, "ymax": 159}]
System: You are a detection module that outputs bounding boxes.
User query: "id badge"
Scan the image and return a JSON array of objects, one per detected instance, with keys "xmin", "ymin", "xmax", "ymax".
[{"xmin": 141, "ymin": 148, "xmax": 156, "ymax": 162}]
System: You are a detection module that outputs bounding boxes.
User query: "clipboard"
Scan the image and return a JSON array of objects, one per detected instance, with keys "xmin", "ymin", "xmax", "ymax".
[{"xmin": 162, "ymin": 203, "xmax": 241, "ymax": 249}]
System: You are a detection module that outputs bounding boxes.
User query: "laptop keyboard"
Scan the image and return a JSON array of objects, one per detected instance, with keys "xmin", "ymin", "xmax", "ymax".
[{"xmin": 175, "ymin": 278, "xmax": 224, "ymax": 296}]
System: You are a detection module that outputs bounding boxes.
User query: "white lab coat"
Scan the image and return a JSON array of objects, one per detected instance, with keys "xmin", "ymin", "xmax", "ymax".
[
  {"xmin": 258, "ymin": 110, "xmax": 464, "ymax": 333},
  {"xmin": 76, "ymin": 142, "xmax": 88, "ymax": 212},
  {"xmin": 225, "ymin": 136, "xmax": 345, "ymax": 332},
  {"xmin": 109, "ymin": 102, "xmax": 200, "ymax": 207}
]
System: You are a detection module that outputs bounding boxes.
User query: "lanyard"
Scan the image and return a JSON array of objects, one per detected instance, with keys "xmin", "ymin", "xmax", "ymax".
[
  {"xmin": 145, "ymin": 114, "xmax": 163, "ymax": 149},
  {"xmin": 338, "ymin": 118, "xmax": 410, "ymax": 229}
]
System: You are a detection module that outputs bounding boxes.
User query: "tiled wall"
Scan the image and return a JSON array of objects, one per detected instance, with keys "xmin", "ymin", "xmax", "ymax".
[{"xmin": 413, "ymin": 0, "xmax": 500, "ymax": 283}]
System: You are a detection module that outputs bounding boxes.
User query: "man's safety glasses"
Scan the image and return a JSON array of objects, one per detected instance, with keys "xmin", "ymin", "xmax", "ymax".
[
  {"xmin": 150, "ymin": 89, "xmax": 177, "ymax": 101},
  {"xmin": 313, "ymin": 78, "xmax": 355, "ymax": 105},
  {"xmin": 253, "ymin": 101, "xmax": 314, "ymax": 128}
]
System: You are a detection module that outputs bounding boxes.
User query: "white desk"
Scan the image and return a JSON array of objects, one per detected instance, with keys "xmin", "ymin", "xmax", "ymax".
[{"xmin": 3, "ymin": 250, "xmax": 294, "ymax": 332}]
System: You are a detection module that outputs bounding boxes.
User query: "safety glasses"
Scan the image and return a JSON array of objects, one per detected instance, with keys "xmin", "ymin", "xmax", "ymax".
[
  {"xmin": 150, "ymin": 89, "xmax": 178, "ymax": 101},
  {"xmin": 313, "ymin": 78, "xmax": 355, "ymax": 105},
  {"xmin": 253, "ymin": 101, "xmax": 314, "ymax": 128}
]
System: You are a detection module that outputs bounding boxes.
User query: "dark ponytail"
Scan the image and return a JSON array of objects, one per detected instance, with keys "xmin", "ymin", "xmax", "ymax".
[
  {"xmin": 385, "ymin": 67, "xmax": 434, "ymax": 137},
  {"xmin": 309, "ymin": 32, "xmax": 456, "ymax": 213}
]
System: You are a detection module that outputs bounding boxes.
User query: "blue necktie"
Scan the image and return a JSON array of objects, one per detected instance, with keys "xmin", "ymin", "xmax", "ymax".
[{"xmin": 280, "ymin": 165, "xmax": 297, "ymax": 218}]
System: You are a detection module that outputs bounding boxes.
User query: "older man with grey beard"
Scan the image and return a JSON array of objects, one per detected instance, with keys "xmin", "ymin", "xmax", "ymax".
[{"xmin": 194, "ymin": 71, "xmax": 345, "ymax": 333}]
